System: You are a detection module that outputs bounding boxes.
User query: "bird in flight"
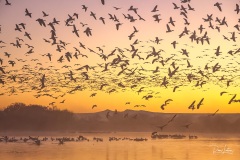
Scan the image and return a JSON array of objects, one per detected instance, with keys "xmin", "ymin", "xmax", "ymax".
[
  {"xmin": 151, "ymin": 5, "xmax": 159, "ymax": 12},
  {"xmin": 42, "ymin": 11, "xmax": 49, "ymax": 17},
  {"xmin": 220, "ymin": 91, "xmax": 227, "ymax": 96},
  {"xmin": 235, "ymin": 4, "xmax": 240, "ymax": 14},
  {"xmin": 156, "ymin": 123, "xmax": 168, "ymax": 131},
  {"xmin": 92, "ymin": 105, "xmax": 97, "ymax": 109},
  {"xmin": 101, "ymin": 0, "xmax": 105, "ymax": 5},
  {"xmin": 72, "ymin": 25, "xmax": 79, "ymax": 37},
  {"xmin": 25, "ymin": 8, "xmax": 32, "ymax": 17},
  {"xmin": 182, "ymin": 123, "xmax": 192, "ymax": 129},
  {"xmin": 40, "ymin": 74, "xmax": 46, "ymax": 89},
  {"xmin": 167, "ymin": 114, "xmax": 177, "ymax": 124},
  {"xmin": 208, "ymin": 109, "xmax": 219, "ymax": 116},
  {"xmin": 188, "ymin": 98, "xmax": 204, "ymax": 110},
  {"xmin": 5, "ymin": 0, "xmax": 11, "ymax": 5},
  {"xmin": 214, "ymin": 2, "xmax": 222, "ymax": 12},
  {"xmin": 160, "ymin": 99, "xmax": 173, "ymax": 110},
  {"xmin": 82, "ymin": 5, "xmax": 87, "ymax": 12}
]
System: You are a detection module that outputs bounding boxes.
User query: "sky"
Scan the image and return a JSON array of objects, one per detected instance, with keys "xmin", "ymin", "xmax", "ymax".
[{"xmin": 0, "ymin": 0, "xmax": 240, "ymax": 113}]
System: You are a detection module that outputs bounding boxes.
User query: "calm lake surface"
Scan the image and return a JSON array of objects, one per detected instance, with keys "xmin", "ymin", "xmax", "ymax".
[{"xmin": 0, "ymin": 132, "xmax": 240, "ymax": 160}]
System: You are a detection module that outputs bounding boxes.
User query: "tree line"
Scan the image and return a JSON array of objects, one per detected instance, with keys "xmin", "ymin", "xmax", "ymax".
[{"xmin": 0, "ymin": 103, "xmax": 75, "ymax": 131}]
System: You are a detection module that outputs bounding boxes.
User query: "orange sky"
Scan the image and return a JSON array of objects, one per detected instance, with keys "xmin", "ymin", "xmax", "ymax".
[{"xmin": 0, "ymin": 0, "xmax": 240, "ymax": 113}]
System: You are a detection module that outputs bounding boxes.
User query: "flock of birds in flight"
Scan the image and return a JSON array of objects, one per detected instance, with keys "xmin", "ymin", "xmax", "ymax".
[{"xmin": 0, "ymin": 0, "xmax": 240, "ymax": 121}]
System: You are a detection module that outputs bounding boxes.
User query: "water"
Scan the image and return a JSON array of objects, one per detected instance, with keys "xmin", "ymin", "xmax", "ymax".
[{"xmin": 0, "ymin": 132, "xmax": 240, "ymax": 160}]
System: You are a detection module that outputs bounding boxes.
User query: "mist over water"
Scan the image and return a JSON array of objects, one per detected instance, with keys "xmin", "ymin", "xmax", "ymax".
[{"xmin": 1, "ymin": 132, "xmax": 240, "ymax": 160}]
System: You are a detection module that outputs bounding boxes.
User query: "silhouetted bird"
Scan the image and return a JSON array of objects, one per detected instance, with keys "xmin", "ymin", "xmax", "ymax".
[
  {"xmin": 5, "ymin": 0, "xmax": 11, "ymax": 5},
  {"xmin": 182, "ymin": 123, "xmax": 192, "ymax": 129},
  {"xmin": 92, "ymin": 105, "xmax": 97, "ymax": 109},
  {"xmin": 101, "ymin": 0, "xmax": 105, "ymax": 5},
  {"xmin": 209, "ymin": 109, "xmax": 219, "ymax": 116},
  {"xmin": 25, "ymin": 8, "xmax": 32, "ymax": 17},
  {"xmin": 214, "ymin": 2, "xmax": 222, "ymax": 12}
]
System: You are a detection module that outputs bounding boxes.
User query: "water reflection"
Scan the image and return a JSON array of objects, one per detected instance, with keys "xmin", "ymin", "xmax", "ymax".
[
  {"xmin": 0, "ymin": 133, "xmax": 240, "ymax": 160},
  {"xmin": 106, "ymin": 144, "xmax": 109, "ymax": 160},
  {"xmin": 185, "ymin": 150, "xmax": 189, "ymax": 160},
  {"xmin": 159, "ymin": 148, "xmax": 163, "ymax": 159},
  {"xmin": 124, "ymin": 148, "xmax": 128, "ymax": 160}
]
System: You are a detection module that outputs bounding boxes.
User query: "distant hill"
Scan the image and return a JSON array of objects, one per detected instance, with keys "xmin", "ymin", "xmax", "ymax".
[
  {"xmin": 1, "ymin": 103, "xmax": 240, "ymax": 133},
  {"xmin": 74, "ymin": 109, "xmax": 240, "ymax": 133}
]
